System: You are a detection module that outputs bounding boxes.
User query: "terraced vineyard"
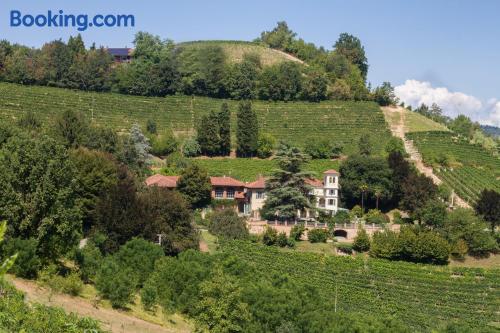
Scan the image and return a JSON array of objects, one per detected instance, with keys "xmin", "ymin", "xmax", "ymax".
[
  {"xmin": 191, "ymin": 158, "xmax": 340, "ymax": 181},
  {"xmin": 222, "ymin": 241, "xmax": 500, "ymax": 332},
  {"xmin": 0, "ymin": 83, "xmax": 392, "ymax": 155},
  {"xmin": 406, "ymin": 131, "xmax": 500, "ymax": 203}
]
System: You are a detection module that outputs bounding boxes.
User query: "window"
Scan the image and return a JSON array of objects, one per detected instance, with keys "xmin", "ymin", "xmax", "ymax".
[
  {"xmin": 226, "ymin": 189, "xmax": 235, "ymax": 199},
  {"xmin": 215, "ymin": 188, "xmax": 224, "ymax": 198},
  {"xmin": 328, "ymin": 199, "xmax": 335, "ymax": 206},
  {"xmin": 329, "ymin": 189, "xmax": 336, "ymax": 196},
  {"xmin": 256, "ymin": 191, "xmax": 265, "ymax": 199},
  {"xmin": 328, "ymin": 176, "xmax": 334, "ymax": 184}
]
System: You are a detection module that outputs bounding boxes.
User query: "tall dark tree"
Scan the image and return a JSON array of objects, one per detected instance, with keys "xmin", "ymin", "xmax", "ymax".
[
  {"xmin": 261, "ymin": 144, "xmax": 314, "ymax": 221},
  {"xmin": 400, "ymin": 174, "xmax": 438, "ymax": 214},
  {"xmin": 388, "ymin": 151, "xmax": 412, "ymax": 204},
  {"xmin": 176, "ymin": 164, "xmax": 212, "ymax": 209},
  {"xmin": 236, "ymin": 101, "xmax": 259, "ymax": 157},
  {"xmin": 475, "ymin": 189, "xmax": 500, "ymax": 233},
  {"xmin": 197, "ymin": 111, "xmax": 221, "ymax": 156},
  {"xmin": 218, "ymin": 103, "xmax": 231, "ymax": 156},
  {"xmin": 54, "ymin": 109, "xmax": 90, "ymax": 148},
  {"xmin": 334, "ymin": 33, "xmax": 369, "ymax": 80}
]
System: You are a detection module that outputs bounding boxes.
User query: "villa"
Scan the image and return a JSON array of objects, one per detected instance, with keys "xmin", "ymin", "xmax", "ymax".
[{"xmin": 145, "ymin": 169, "xmax": 340, "ymax": 220}]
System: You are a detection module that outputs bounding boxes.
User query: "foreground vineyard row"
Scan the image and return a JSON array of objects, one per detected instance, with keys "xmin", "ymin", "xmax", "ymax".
[
  {"xmin": 221, "ymin": 241, "xmax": 500, "ymax": 331},
  {"xmin": 0, "ymin": 83, "xmax": 392, "ymax": 155},
  {"xmin": 406, "ymin": 131, "xmax": 499, "ymax": 203}
]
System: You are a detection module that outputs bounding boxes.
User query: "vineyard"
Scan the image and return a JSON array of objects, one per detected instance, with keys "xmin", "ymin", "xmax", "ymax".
[
  {"xmin": 222, "ymin": 241, "xmax": 500, "ymax": 332},
  {"xmin": 191, "ymin": 158, "xmax": 340, "ymax": 181},
  {"xmin": 406, "ymin": 131, "xmax": 500, "ymax": 204},
  {"xmin": 0, "ymin": 83, "xmax": 392, "ymax": 155}
]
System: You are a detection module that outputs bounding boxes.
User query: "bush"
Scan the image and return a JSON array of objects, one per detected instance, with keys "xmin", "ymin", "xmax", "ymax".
[
  {"xmin": 1, "ymin": 237, "xmax": 41, "ymax": 279},
  {"xmin": 352, "ymin": 228, "xmax": 370, "ymax": 252},
  {"xmin": 141, "ymin": 281, "xmax": 158, "ymax": 311},
  {"xmin": 450, "ymin": 239, "xmax": 468, "ymax": 260},
  {"xmin": 364, "ymin": 209, "xmax": 388, "ymax": 224},
  {"xmin": 289, "ymin": 225, "xmax": 305, "ymax": 241},
  {"xmin": 337, "ymin": 243, "xmax": 353, "ymax": 254},
  {"xmin": 257, "ymin": 133, "xmax": 276, "ymax": 158},
  {"xmin": 308, "ymin": 229, "xmax": 329, "ymax": 243},
  {"xmin": 392, "ymin": 211, "xmax": 403, "ymax": 224},
  {"xmin": 304, "ymin": 138, "xmax": 342, "ymax": 159},
  {"xmin": 146, "ymin": 119, "xmax": 157, "ymax": 134},
  {"xmin": 95, "ymin": 257, "xmax": 137, "ymax": 308},
  {"xmin": 38, "ymin": 266, "xmax": 83, "ymax": 296},
  {"xmin": 150, "ymin": 132, "xmax": 178, "ymax": 157},
  {"xmin": 182, "ymin": 137, "xmax": 201, "ymax": 157},
  {"xmin": 114, "ymin": 238, "xmax": 165, "ymax": 287},
  {"xmin": 349, "ymin": 205, "xmax": 363, "ymax": 219},
  {"xmin": 276, "ymin": 232, "xmax": 289, "ymax": 247},
  {"xmin": 75, "ymin": 243, "xmax": 103, "ymax": 283},
  {"xmin": 208, "ymin": 209, "xmax": 249, "ymax": 240},
  {"xmin": 332, "ymin": 210, "xmax": 350, "ymax": 224},
  {"xmin": 262, "ymin": 227, "xmax": 278, "ymax": 246}
]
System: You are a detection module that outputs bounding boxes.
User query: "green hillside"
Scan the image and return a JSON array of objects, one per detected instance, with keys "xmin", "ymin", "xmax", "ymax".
[
  {"xmin": 222, "ymin": 241, "xmax": 500, "ymax": 332},
  {"xmin": 0, "ymin": 83, "xmax": 392, "ymax": 155},
  {"xmin": 407, "ymin": 131, "xmax": 500, "ymax": 203},
  {"xmin": 178, "ymin": 40, "xmax": 303, "ymax": 66}
]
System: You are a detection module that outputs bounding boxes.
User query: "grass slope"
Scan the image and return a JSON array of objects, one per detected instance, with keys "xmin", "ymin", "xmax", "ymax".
[
  {"xmin": 407, "ymin": 131, "xmax": 500, "ymax": 203},
  {"xmin": 404, "ymin": 110, "xmax": 450, "ymax": 132},
  {"xmin": 222, "ymin": 241, "xmax": 500, "ymax": 332},
  {"xmin": 177, "ymin": 40, "xmax": 303, "ymax": 66},
  {"xmin": 0, "ymin": 83, "xmax": 392, "ymax": 155},
  {"xmin": 190, "ymin": 158, "xmax": 340, "ymax": 181}
]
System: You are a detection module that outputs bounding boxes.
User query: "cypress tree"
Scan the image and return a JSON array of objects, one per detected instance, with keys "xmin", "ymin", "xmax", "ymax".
[
  {"xmin": 236, "ymin": 101, "xmax": 258, "ymax": 157},
  {"xmin": 218, "ymin": 102, "xmax": 231, "ymax": 156},
  {"xmin": 197, "ymin": 111, "xmax": 220, "ymax": 156}
]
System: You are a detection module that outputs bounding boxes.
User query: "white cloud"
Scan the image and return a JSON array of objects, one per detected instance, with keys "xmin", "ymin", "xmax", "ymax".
[{"xmin": 394, "ymin": 79, "xmax": 500, "ymax": 127}]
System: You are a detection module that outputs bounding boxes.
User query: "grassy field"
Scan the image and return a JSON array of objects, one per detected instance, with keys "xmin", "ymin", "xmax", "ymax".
[
  {"xmin": 407, "ymin": 131, "xmax": 500, "ymax": 203},
  {"xmin": 177, "ymin": 40, "xmax": 303, "ymax": 66},
  {"xmin": 0, "ymin": 83, "xmax": 392, "ymax": 155},
  {"xmin": 404, "ymin": 110, "xmax": 450, "ymax": 132},
  {"xmin": 190, "ymin": 158, "xmax": 340, "ymax": 181},
  {"xmin": 222, "ymin": 241, "xmax": 500, "ymax": 332}
]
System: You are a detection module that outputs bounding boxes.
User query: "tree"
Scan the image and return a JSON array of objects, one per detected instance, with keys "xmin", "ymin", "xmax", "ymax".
[
  {"xmin": 400, "ymin": 174, "xmax": 438, "ymax": 214},
  {"xmin": 261, "ymin": 144, "xmax": 314, "ymax": 221},
  {"xmin": 475, "ymin": 189, "xmax": 500, "ymax": 233},
  {"xmin": 194, "ymin": 269, "xmax": 251, "ymax": 333},
  {"xmin": 305, "ymin": 138, "xmax": 337, "ymax": 159},
  {"xmin": 353, "ymin": 227, "xmax": 370, "ymax": 252},
  {"xmin": 373, "ymin": 82, "xmax": 399, "ymax": 106},
  {"xmin": 128, "ymin": 123, "xmax": 151, "ymax": 167},
  {"xmin": 257, "ymin": 133, "xmax": 276, "ymax": 158},
  {"xmin": 177, "ymin": 164, "xmax": 212, "ymax": 209},
  {"xmin": 388, "ymin": 151, "xmax": 412, "ymax": 204},
  {"xmin": 334, "ymin": 33, "xmax": 369, "ymax": 80},
  {"xmin": 385, "ymin": 137, "xmax": 406, "ymax": 156},
  {"xmin": 139, "ymin": 186, "xmax": 199, "ymax": 256},
  {"xmin": 236, "ymin": 101, "xmax": 259, "ymax": 157},
  {"xmin": 258, "ymin": 62, "xmax": 303, "ymax": 101},
  {"xmin": 358, "ymin": 134, "xmax": 372, "ymax": 156},
  {"xmin": 416, "ymin": 200, "xmax": 447, "ymax": 228},
  {"xmin": 449, "ymin": 115, "xmax": 479, "ymax": 139},
  {"xmin": 197, "ymin": 111, "xmax": 221, "ymax": 156},
  {"xmin": 74, "ymin": 242, "xmax": 102, "ymax": 283},
  {"xmin": 208, "ymin": 209, "xmax": 249, "ymax": 240},
  {"xmin": 259, "ymin": 21, "xmax": 297, "ymax": 50},
  {"xmin": 0, "ymin": 134, "xmax": 82, "ymax": 261},
  {"xmin": 150, "ymin": 131, "xmax": 179, "ymax": 157},
  {"xmin": 54, "ymin": 109, "xmax": 90, "ymax": 148},
  {"xmin": 339, "ymin": 155, "xmax": 393, "ymax": 209},
  {"xmin": 95, "ymin": 257, "xmax": 137, "ymax": 308},
  {"xmin": 301, "ymin": 70, "xmax": 328, "ymax": 102},
  {"xmin": 182, "ymin": 137, "xmax": 201, "ymax": 157},
  {"xmin": 224, "ymin": 55, "xmax": 259, "ymax": 99},
  {"xmin": 218, "ymin": 103, "xmax": 231, "ymax": 156}
]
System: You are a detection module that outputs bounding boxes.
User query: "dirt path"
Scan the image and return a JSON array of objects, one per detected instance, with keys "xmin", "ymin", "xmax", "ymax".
[
  {"xmin": 382, "ymin": 106, "xmax": 470, "ymax": 208},
  {"xmin": 10, "ymin": 277, "xmax": 185, "ymax": 333}
]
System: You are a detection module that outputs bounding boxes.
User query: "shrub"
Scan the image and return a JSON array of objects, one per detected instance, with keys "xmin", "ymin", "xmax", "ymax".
[
  {"xmin": 352, "ymin": 228, "xmax": 370, "ymax": 252},
  {"xmin": 141, "ymin": 281, "xmax": 158, "ymax": 311},
  {"xmin": 75, "ymin": 243, "xmax": 103, "ymax": 283},
  {"xmin": 349, "ymin": 205, "xmax": 363, "ymax": 219},
  {"xmin": 308, "ymin": 229, "xmax": 329, "ymax": 243},
  {"xmin": 146, "ymin": 119, "xmax": 157, "ymax": 134},
  {"xmin": 208, "ymin": 209, "xmax": 249, "ymax": 240},
  {"xmin": 276, "ymin": 232, "xmax": 289, "ymax": 247},
  {"xmin": 304, "ymin": 138, "xmax": 334, "ymax": 159},
  {"xmin": 114, "ymin": 238, "xmax": 165, "ymax": 287},
  {"xmin": 257, "ymin": 133, "xmax": 276, "ymax": 158},
  {"xmin": 337, "ymin": 243, "xmax": 353, "ymax": 254},
  {"xmin": 1, "ymin": 237, "xmax": 41, "ymax": 279},
  {"xmin": 262, "ymin": 227, "xmax": 278, "ymax": 246},
  {"xmin": 364, "ymin": 209, "xmax": 388, "ymax": 224},
  {"xmin": 289, "ymin": 225, "xmax": 305, "ymax": 241},
  {"xmin": 150, "ymin": 132, "xmax": 178, "ymax": 157},
  {"xmin": 95, "ymin": 257, "xmax": 137, "ymax": 308},
  {"xmin": 450, "ymin": 239, "xmax": 468, "ymax": 260},
  {"xmin": 182, "ymin": 137, "xmax": 201, "ymax": 157},
  {"xmin": 38, "ymin": 266, "xmax": 83, "ymax": 296},
  {"xmin": 392, "ymin": 211, "xmax": 403, "ymax": 224}
]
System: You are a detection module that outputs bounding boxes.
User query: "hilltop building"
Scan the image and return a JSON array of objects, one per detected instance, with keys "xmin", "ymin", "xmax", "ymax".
[{"xmin": 106, "ymin": 48, "xmax": 133, "ymax": 63}]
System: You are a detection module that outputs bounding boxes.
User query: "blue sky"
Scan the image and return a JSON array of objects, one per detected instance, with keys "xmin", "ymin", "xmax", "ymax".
[{"xmin": 2, "ymin": 0, "xmax": 500, "ymax": 125}]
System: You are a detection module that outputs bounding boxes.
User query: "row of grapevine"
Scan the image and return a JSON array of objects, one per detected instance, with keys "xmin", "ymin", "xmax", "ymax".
[
  {"xmin": 221, "ymin": 241, "xmax": 500, "ymax": 331},
  {"xmin": 0, "ymin": 83, "xmax": 392, "ymax": 155}
]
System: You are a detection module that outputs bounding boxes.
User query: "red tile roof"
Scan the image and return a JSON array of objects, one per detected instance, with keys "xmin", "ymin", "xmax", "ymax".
[
  {"xmin": 210, "ymin": 176, "xmax": 246, "ymax": 187},
  {"xmin": 145, "ymin": 174, "xmax": 179, "ymax": 188},
  {"xmin": 323, "ymin": 169, "xmax": 339, "ymax": 174},
  {"xmin": 305, "ymin": 178, "xmax": 323, "ymax": 187},
  {"xmin": 246, "ymin": 176, "xmax": 266, "ymax": 189}
]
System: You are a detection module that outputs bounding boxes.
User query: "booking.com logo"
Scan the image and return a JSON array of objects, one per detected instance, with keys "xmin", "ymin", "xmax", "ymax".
[{"xmin": 10, "ymin": 10, "xmax": 135, "ymax": 31}]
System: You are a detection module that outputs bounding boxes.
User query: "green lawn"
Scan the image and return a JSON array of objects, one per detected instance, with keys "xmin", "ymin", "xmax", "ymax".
[
  {"xmin": 191, "ymin": 158, "xmax": 340, "ymax": 181},
  {"xmin": 0, "ymin": 82, "xmax": 392, "ymax": 155}
]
